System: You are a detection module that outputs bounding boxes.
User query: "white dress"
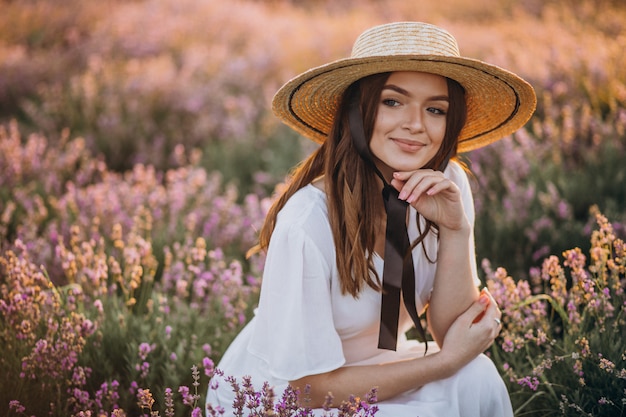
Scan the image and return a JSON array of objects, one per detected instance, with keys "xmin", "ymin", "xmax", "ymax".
[{"xmin": 206, "ymin": 161, "xmax": 513, "ymax": 417}]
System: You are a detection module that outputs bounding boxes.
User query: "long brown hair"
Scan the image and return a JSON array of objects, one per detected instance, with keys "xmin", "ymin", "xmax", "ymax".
[{"xmin": 256, "ymin": 72, "xmax": 467, "ymax": 297}]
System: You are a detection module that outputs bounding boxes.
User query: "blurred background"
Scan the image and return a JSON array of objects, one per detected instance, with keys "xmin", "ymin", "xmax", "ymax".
[
  {"xmin": 1, "ymin": 0, "xmax": 625, "ymax": 290},
  {"xmin": 1, "ymin": 1, "xmax": 626, "ymax": 415}
]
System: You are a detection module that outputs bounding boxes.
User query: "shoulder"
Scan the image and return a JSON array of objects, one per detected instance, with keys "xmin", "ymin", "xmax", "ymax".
[
  {"xmin": 276, "ymin": 184, "xmax": 328, "ymax": 226},
  {"xmin": 444, "ymin": 160, "xmax": 474, "ymax": 197},
  {"xmin": 273, "ymin": 184, "xmax": 334, "ymax": 253},
  {"xmin": 444, "ymin": 159, "xmax": 470, "ymax": 185}
]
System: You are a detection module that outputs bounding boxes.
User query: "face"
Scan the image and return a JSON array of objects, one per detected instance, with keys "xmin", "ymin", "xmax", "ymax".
[{"xmin": 369, "ymin": 71, "xmax": 449, "ymax": 178}]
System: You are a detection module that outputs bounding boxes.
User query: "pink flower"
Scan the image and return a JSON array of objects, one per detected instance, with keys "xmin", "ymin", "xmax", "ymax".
[
  {"xmin": 138, "ymin": 342, "xmax": 153, "ymax": 360},
  {"xmin": 9, "ymin": 400, "xmax": 26, "ymax": 413}
]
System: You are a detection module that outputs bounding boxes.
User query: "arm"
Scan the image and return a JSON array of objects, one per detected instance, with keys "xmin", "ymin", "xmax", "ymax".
[
  {"xmin": 290, "ymin": 293, "xmax": 497, "ymax": 408},
  {"xmin": 261, "ymin": 174, "xmax": 498, "ymax": 408},
  {"xmin": 427, "ymin": 222, "xmax": 479, "ymax": 346},
  {"xmin": 391, "ymin": 168, "xmax": 480, "ymax": 345},
  {"xmin": 290, "ymin": 168, "xmax": 500, "ymax": 407}
]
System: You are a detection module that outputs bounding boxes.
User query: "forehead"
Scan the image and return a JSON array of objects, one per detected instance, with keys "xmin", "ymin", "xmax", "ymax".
[{"xmin": 385, "ymin": 71, "xmax": 448, "ymax": 90}]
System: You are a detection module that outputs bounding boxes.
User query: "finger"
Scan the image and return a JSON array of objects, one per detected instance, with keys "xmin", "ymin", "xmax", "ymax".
[
  {"xmin": 392, "ymin": 169, "xmax": 431, "ymax": 181},
  {"xmin": 420, "ymin": 178, "xmax": 455, "ymax": 198},
  {"xmin": 391, "ymin": 171, "xmax": 425, "ymax": 197},
  {"xmin": 490, "ymin": 316, "xmax": 503, "ymax": 340},
  {"xmin": 481, "ymin": 287, "xmax": 496, "ymax": 303},
  {"xmin": 480, "ymin": 289, "xmax": 502, "ymax": 321},
  {"xmin": 465, "ymin": 293, "xmax": 490, "ymax": 327},
  {"xmin": 395, "ymin": 172, "xmax": 446, "ymax": 203},
  {"xmin": 479, "ymin": 295, "xmax": 503, "ymax": 337},
  {"xmin": 392, "ymin": 170, "xmax": 441, "ymax": 189}
]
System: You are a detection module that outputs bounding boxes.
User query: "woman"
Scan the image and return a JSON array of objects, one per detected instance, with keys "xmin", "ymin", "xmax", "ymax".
[{"xmin": 206, "ymin": 22, "xmax": 536, "ymax": 416}]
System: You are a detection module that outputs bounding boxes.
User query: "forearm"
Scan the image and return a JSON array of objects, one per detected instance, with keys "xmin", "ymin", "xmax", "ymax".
[
  {"xmin": 427, "ymin": 223, "xmax": 479, "ymax": 346},
  {"xmin": 289, "ymin": 350, "xmax": 455, "ymax": 408}
]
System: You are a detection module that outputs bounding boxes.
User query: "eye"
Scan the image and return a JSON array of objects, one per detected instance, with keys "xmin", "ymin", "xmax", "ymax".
[
  {"xmin": 427, "ymin": 106, "xmax": 447, "ymax": 115},
  {"xmin": 382, "ymin": 98, "xmax": 401, "ymax": 107}
]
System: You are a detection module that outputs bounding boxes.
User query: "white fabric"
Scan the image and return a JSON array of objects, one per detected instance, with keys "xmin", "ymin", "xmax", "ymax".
[{"xmin": 206, "ymin": 161, "xmax": 513, "ymax": 416}]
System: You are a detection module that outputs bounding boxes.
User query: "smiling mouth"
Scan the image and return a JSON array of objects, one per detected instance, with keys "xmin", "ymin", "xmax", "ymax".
[{"xmin": 392, "ymin": 138, "xmax": 425, "ymax": 152}]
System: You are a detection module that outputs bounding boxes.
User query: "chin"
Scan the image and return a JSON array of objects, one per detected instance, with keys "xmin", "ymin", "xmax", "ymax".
[
  {"xmin": 375, "ymin": 156, "xmax": 426, "ymax": 177},
  {"xmin": 390, "ymin": 162, "xmax": 427, "ymax": 172}
]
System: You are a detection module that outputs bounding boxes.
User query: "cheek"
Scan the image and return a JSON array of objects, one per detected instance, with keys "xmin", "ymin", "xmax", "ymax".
[
  {"xmin": 433, "ymin": 120, "xmax": 447, "ymax": 143},
  {"xmin": 369, "ymin": 128, "xmax": 384, "ymax": 157},
  {"xmin": 370, "ymin": 114, "xmax": 390, "ymax": 144},
  {"xmin": 373, "ymin": 111, "xmax": 389, "ymax": 130},
  {"xmin": 372, "ymin": 111, "xmax": 396, "ymax": 138}
]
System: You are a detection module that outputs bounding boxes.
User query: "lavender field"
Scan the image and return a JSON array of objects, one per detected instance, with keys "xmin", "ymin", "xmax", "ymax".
[{"xmin": 1, "ymin": 0, "xmax": 625, "ymax": 416}]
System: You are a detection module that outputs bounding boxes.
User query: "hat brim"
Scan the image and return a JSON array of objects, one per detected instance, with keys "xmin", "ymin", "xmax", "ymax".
[{"xmin": 272, "ymin": 55, "xmax": 536, "ymax": 153}]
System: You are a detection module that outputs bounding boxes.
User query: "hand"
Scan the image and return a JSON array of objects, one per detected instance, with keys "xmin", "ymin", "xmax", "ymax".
[
  {"xmin": 390, "ymin": 169, "xmax": 467, "ymax": 231},
  {"xmin": 438, "ymin": 289, "xmax": 502, "ymax": 371}
]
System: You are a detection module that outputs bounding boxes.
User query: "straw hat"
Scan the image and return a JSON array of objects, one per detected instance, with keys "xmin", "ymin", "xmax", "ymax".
[{"xmin": 272, "ymin": 22, "xmax": 536, "ymax": 153}]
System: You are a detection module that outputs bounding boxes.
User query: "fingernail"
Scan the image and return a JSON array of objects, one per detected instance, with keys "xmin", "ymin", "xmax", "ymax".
[
  {"xmin": 398, "ymin": 191, "xmax": 407, "ymax": 200},
  {"xmin": 479, "ymin": 295, "xmax": 489, "ymax": 305}
]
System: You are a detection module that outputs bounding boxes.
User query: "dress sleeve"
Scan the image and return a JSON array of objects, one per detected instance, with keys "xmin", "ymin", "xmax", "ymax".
[{"xmin": 247, "ymin": 219, "xmax": 345, "ymax": 381}]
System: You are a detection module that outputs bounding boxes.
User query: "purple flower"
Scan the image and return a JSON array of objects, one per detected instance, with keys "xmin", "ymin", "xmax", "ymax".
[
  {"xmin": 179, "ymin": 385, "xmax": 195, "ymax": 407},
  {"xmin": 9, "ymin": 400, "xmax": 26, "ymax": 413},
  {"xmin": 517, "ymin": 376, "xmax": 540, "ymax": 391},
  {"xmin": 203, "ymin": 357, "xmax": 215, "ymax": 377},
  {"xmin": 138, "ymin": 342, "xmax": 154, "ymax": 361},
  {"xmin": 164, "ymin": 387, "xmax": 175, "ymax": 417}
]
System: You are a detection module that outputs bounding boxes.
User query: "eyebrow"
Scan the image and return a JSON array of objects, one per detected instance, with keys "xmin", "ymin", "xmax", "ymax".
[{"xmin": 383, "ymin": 84, "xmax": 449, "ymax": 101}]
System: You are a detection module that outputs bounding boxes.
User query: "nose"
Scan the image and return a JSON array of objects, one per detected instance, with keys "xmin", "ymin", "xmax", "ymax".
[{"xmin": 403, "ymin": 107, "xmax": 425, "ymax": 133}]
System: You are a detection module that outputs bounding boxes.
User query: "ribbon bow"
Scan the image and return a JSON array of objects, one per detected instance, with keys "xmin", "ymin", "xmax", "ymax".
[{"xmin": 348, "ymin": 86, "xmax": 427, "ymax": 352}]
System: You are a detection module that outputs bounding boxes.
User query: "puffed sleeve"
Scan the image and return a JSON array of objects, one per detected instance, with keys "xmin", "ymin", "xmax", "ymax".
[{"xmin": 247, "ymin": 216, "xmax": 345, "ymax": 381}]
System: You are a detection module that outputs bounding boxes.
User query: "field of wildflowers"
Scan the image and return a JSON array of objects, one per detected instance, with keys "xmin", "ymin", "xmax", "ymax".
[
  {"xmin": 1, "ymin": 0, "xmax": 625, "ymax": 416},
  {"xmin": 485, "ymin": 207, "xmax": 625, "ymax": 416}
]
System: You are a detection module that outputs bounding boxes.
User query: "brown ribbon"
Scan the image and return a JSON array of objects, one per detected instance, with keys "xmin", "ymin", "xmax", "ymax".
[{"xmin": 348, "ymin": 86, "xmax": 427, "ymax": 352}]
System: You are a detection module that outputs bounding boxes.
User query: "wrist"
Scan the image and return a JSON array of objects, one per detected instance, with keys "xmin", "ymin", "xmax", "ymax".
[
  {"xmin": 429, "ymin": 350, "xmax": 462, "ymax": 379},
  {"xmin": 438, "ymin": 219, "xmax": 471, "ymax": 239}
]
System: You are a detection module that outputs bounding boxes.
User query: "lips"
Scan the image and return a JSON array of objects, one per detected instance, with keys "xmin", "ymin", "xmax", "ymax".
[{"xmin": 391, "ymin": 138, "xmax": 425, "ymax": 152}]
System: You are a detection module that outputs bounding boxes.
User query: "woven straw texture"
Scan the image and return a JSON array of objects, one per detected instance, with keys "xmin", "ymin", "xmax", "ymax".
[{"xmin": 272, "ymin": 22, "xmax": 536, "ymax": 153}]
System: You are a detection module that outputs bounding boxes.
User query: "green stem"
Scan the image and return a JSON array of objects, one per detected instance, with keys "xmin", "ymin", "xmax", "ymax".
[
  {"xmin": 513, "ymin": 390, "xmax": 547, "ymax": 416},
  {"xmin": 524, "ymin": 345, "xmax": 558, "ymax": 401},
  {"xmin": 515, "ymin": 294, "xmax": 569, "ymax": 327}
]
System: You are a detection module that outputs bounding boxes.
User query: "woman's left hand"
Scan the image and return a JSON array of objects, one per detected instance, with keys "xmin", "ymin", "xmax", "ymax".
[{"xmin": 391, "ymin": 169, "xmax": 467, "ymax": 231}]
